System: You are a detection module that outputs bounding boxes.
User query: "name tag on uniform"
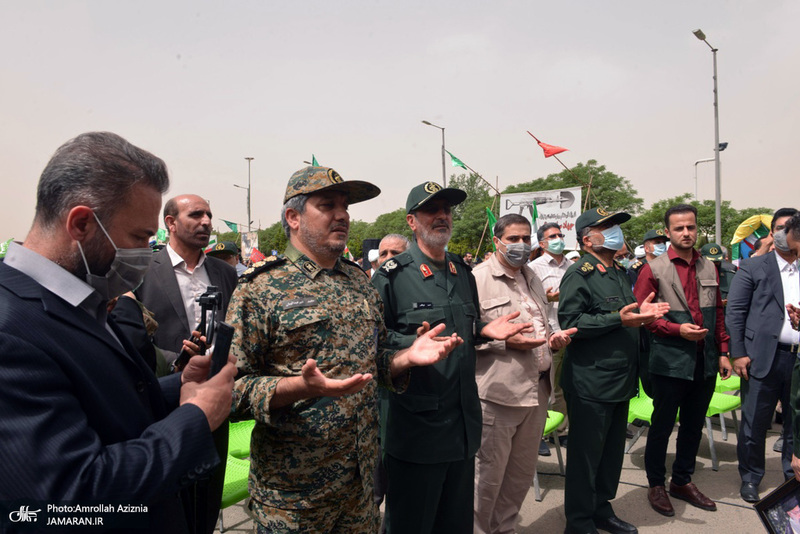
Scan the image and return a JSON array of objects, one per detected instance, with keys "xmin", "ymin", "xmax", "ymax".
[
  {"xmin": 281, "ymin": 297, "xmax": 318, "ymax": 310},
  {"xmin": 606, "ymin": 296, "xmax": 620, "ymax": 303},
  {"xmin": 413, "ymin": 302, "xmax": 434, "ymax": 309}
]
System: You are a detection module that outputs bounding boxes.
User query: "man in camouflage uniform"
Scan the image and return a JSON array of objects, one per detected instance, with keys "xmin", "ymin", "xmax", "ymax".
[{"xmin": 226, "ymin": 167, "xmax": 461, "ymax": 534}]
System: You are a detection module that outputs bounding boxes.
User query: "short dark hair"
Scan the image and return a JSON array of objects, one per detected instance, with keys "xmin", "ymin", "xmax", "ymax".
[
  {"xmin": 772, "ymin": 208, "xmax": 799, "ymax": 231},
  {"xmin": 493, "ymin": 214, "xmax": 531, "ymax": 240},
  {"xmin": 35, "ymin": 132, "xmax": 169, "ymax": 229},
  {"xmin": 664, "ymin": 204, "xmax": 697, "ymax": 229},
  {"xmin": 785, "ymin": 213, "xmax": 800, "ymax": 240},
  {"xmin": 578, "ymin": 226, "xmax": 593, "ymax": 249},
  {"xmin": 536, "ymin": 222, "xmax": 561, "ymax": 243}
]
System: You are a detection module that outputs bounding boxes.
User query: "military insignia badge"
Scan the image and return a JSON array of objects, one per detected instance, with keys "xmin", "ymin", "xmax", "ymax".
[
  {"xmin": 424, "ymin": 181, "xmax": 442, "ymax": 194},
  {"xmin": 596, "ymin": 263, "xmax": 606, "ymax": 273},
  {"xmin": 579, "ymin": 262, "xmax": 595, "ymax": 275},
  {"xmin": 214, "ymin": 243, "xmax": 225, "ymax": 251},
  {"xmin": 303, "ymin": 261, "xmax": 318, "ymax": 274},
  {"xmin": 656, "ymin": 229, "xmax": 665, "ymax": 236},
  {"xmin": 327, "ymin": 168, "xmax": 343, "ymax": 184},
  {"xmin": 449, "ymin": 261, "xmax": 457, "ymax": 275},
  {"xmin": 597, "ymin": 207, "xmax": 609, "ymax": 216},
  {"xmin": 382, "ymin": 259, "xmax": 398, "ymax": 272},
  {"xmin": 709, "ymin": 246, "xmax": 719, "ymax": 255},
  {"xmin": 420, "ymin": 264, "xmax": 433, "ymax": 278}
]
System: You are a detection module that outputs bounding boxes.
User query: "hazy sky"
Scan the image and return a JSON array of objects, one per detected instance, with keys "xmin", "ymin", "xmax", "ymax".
[{"xmin": 1, "ymin": 1, "xmax": 797, "ymax": 241}]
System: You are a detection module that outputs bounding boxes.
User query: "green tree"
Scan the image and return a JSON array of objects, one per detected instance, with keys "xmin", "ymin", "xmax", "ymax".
[
  {"xmin": 502, "ymin": 160, "xmax": 643, "ymax": 215},
  {"xmin": 448, "ymin": 173, "xmax": 497, "ymax": 256},
  {"xmin": 368, "ymin": 208, "xmax": 412, "ymax": 242}
]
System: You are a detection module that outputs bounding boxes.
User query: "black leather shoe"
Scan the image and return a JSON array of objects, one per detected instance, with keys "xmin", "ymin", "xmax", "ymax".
[
  {"xmin": 741, "ymin": 482, "xmax": 760, "ymax": 503},
  {"xmin": 774, "ymin": 436, "xmax": 784, "ymax": 453},
  {"xmin": 593, "ymin": 515, "xmax": 638, "ymax": 534},
  {"xmin": 539, "ymin": 439, "xmax": 551, "ymax": 457}
]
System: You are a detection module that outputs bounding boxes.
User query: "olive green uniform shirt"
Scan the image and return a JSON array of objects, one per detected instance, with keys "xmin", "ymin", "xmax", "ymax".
[{"xmin": 558, "ymin": 253, "xmax": 639, "ymax": 403}]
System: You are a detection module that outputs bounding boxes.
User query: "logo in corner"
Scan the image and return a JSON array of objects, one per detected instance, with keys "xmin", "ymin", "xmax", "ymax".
[
  {"xmin": 424, "ymin": 182, "xmax": 442, "ymax": 194},
  {"xmin": 9, "ymin": 506, "xmax": 41, "ymax": 523}
]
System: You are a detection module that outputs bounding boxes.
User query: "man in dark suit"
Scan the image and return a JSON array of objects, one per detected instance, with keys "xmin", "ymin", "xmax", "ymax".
[
  {"xmin": 137, "ymin": 194, "xmax": 237, "ymax": 367},
  {"xmin": 0, "ymin": 132, "xmax": 236, "ymax": 533},
  {"xmin": 136, "ymin": 194, "xmax": 237, "ymax": 534},
  {"xmin": 727, "ymin": 207, "xmax": 800, "ymax": 502}
]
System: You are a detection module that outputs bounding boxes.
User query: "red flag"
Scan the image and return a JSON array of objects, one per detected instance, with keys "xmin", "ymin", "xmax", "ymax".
[
  {"xmin": 250, "ymin": 248, "xmax": 266, "ymax": 263},
  {"xmin": 527, "ymin": 131, "xmax": 568, "ymax": 158}
]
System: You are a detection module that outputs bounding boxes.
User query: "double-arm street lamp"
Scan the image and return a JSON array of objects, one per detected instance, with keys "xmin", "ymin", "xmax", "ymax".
[
  {"xmin": 693, "ymin": 28, "xmax": 723, "ymax": 244},
  {"xmin": 422, "ymin": 120, "xmax": 447, "ymax": 187}
]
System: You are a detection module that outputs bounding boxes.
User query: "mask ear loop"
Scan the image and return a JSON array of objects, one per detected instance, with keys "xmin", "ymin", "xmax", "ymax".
[{"xmin": 76, "ymin": 240, "xmax": 92, "ymax": 275}]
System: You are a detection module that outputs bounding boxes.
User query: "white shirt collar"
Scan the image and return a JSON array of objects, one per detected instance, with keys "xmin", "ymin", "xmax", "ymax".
[{"xmin": 167, "ymin": 242, "xmax": 206, "ymax": 270}]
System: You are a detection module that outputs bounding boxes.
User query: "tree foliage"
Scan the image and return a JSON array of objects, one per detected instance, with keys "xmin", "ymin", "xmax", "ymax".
[
  {"xmin": 503, "ymin": 160, "xmax": 644, "ymax": 215},
  {"xmin": 448, "ymin": 173, "xmax": 497, "ymax": 257}
]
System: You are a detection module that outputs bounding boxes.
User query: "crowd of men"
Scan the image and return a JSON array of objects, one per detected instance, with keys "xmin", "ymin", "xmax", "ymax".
[{"xmin": 1, "ymin": 131, "xmax": 800, "ymax": 534}]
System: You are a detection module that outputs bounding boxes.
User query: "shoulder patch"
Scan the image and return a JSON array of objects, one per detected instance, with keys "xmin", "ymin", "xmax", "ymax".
[
  {"xmin": 578, "ymin": 261, "xmax": 595, "ymax": 276},
  {"xmin": 630, "ymin": 260, "xmax": 643, "ymax": 271},
  {"xmin": 376, "ymin": 251, "xmax": 413, "ymax": 277},
  {"xmin": 239, "ymin": 255, "xmax": 286, "ymax": 282}
]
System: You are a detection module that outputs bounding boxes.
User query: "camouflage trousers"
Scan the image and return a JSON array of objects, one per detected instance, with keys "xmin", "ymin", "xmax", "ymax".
[{"xmin": 251, "ymin": 479, "xmax": 379, "ymax": 534}]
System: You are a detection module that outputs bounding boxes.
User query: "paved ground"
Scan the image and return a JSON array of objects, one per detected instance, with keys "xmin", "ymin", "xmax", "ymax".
[{"xmin": 216, "ymin": 408, "xmax": 785, "ymax": 533}]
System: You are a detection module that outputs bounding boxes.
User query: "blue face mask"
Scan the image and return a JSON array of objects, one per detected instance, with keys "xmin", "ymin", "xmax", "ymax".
[
  {"xmin": 600, "ymin": 225, "xmax": 625, "ymax": 251},
  {"xmin": 652, "ymin": 243, "xmax": 667, "ymax": 257},
  {"xmin": 546, "ymin": 237, "xmax": 566, "ymax": 255}
]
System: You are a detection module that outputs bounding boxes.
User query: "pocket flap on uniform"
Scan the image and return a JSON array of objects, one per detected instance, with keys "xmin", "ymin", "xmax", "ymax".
[
  {"xmin": 698, "ymin": 278, "xmax": 718, "ymax": 287},
  {"xmin": 480, "ymin": 296, "xmax": 511, "ymax": 311},
  {"xmin": 595, "ymin": 358, "xmax": 628, "ymax": 371}
]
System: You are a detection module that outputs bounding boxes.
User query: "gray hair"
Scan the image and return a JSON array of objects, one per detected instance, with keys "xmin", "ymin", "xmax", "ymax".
[
  {"xmin": 281, "ymin": 194, "xmax": 309, "ymax": 239},
  {"xmin": 35, "ymin": 132, "xmax": 169, "ymax": 229},
  {"xmin": 380, "ymin": 233, "xmax": 410, "ymax": 249}
]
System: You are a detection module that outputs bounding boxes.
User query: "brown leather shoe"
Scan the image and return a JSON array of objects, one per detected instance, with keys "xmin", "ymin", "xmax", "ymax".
[
  {"xmin": 648, "ymin": 486, "xmax": 675, "ymax": 517},
  {"xmin": 668, "ymin": 481, "xmax": 717, "ymax": 511}
]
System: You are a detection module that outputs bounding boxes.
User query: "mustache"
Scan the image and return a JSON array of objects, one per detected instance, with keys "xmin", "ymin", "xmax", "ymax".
[{"xmin": 330, "ymin": 223, "xmax": 349, "ymax": 233}]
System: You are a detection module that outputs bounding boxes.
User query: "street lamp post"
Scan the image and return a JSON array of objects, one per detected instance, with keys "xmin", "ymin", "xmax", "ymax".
[
  {"xmin": 234, "ymin": 157, "xmax": 254, "ymax": 233},
  {"xmin": 693, "ymin": 28, "xmax": 722, "ymax": 244},
  {"xmin": 422, "ymin": 120, "xmax": 446, "ymax": 187}
]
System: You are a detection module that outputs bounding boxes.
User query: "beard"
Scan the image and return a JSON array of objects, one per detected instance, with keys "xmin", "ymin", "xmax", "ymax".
[
  {"xmin": 74, "ymin": 231, "xmax": 115, "ymax": 279},
  {"xmin": 417, "ymin": 225, "xmax": 452, "ymax": 250},
  {"xmin": 298, "ymin": 222, "xmax": 348, "ymax": 259}
]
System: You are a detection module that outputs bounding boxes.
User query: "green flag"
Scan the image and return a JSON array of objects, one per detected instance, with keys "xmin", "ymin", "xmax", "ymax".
[
  {"xmin": 156, "ymin": 228, "xmax": 167, "ymax": 244},
  {"xmin": 486, "ymin": 208, "xmax": 497, "ymax": 250},
  {"xmin": 221, "ymin": 219, "xmax": 239, "ymax": 233},
  {"xmin": 446, "ymin": 150, "xmax": 467, "ymax": 169},
  {"xmin": 312, "ymin": 154, "xmax": 319, "ymax": 166}
]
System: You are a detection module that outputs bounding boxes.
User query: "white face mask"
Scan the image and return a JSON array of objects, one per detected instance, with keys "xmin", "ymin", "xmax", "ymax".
[{"xmin": 77, "ymin": 212, "xmax": 152, "ymax": 300}]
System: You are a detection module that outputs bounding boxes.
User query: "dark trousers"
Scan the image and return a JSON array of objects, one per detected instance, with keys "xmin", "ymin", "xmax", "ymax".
[
  {"xmin": 182, "ymin": 422, "xmax": 228, "ymax": 534},
  {"xmin": 563, "ymin": 392, "xmax": 629, "ymax": 533},
  {"xmin": 384, "ymin": 454, "xmax": 474, "ymax": 534},
  {"xmin": 738, "ymin": 347, "xmax": 795, "ymax": 484},
  {"xmin": 645, "ymin": 363, "xmax": 716, "ymax": 488}
]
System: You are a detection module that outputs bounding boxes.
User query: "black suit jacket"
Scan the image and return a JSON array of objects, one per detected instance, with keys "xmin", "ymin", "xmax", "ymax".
[
  {"xmin": 726, "ymin": 252, "xmax": 793, "ymax": 379},
  {"xmin": 0, "ymin": 262, "xmax": 218, "ymax": 533},
  {"xmin": 136, "ymin": 247, "xmax": 237, "ymax": 362}
]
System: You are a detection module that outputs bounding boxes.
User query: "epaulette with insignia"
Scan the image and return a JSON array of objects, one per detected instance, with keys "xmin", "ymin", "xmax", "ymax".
[
  {"xmin": 341, "ymin": 257, "xmax": 368, "ymax": 277},
  {"xmin": 630, "ymin": 260, "xmax": 643, "ymax": 271},
  {"xmin": 376, "ymin": 251, "xmax": 413, "ymax": 277},
  {"xmin": 239, "ymin": 255, "xmax": 286, "ymax": 283},
  {"xmin": 577, "ymin": 261, "xmax": 595, "ymax": 276}
]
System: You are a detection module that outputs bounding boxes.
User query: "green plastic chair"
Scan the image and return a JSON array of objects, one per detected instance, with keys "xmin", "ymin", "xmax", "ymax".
[
  {"xmin": 704, "ymin": 391, "xmax": 742, "ymax": 471},
  {"xmin": 533, "ymin": 410, "xmax": 566, "ymax": 502},
  {"xmin": 715, "ymin": 373, "xmax": 741, "ymax": 393},
  {"xmin": 625, "ymin": 382, "xmax": 654, "ymax": 453},
  {"xmin": 218, "ymin": 455, "xmax": 251, "ymax": 532},
  {"xmin": 228, "ymin": 419, "xmax": 255, "ymax": 459}
]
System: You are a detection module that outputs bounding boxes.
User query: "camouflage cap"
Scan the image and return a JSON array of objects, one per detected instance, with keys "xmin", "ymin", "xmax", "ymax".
[
  {"xmin": 406, "ymin": 181, "xmax": 467, "ymax": 214},
  {"xmin": 575, "ymin": 207, "xmax": 631, "ymax": 235},
  {"xmin": 700, "ymin": 242, "xmax": 724, "ymax": 261},
  {"xmin": 205, "ymin": 240, "xmax": 239, "ymax": 257},
  {"xmin": 643, "ymin": 229, "xmax": 668, "ymax": 242},
  {"xmin": 283, "ymin": 166, "xmax": 381, "ymax": 204}
]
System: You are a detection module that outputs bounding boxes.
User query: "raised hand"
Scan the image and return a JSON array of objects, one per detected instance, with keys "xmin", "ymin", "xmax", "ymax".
[
  {"xmin": 679, "ymin": 323, "xmax": 709, "ymax": 341},
  {"xmin": 620, "ymin": 292, "xmax": 669, "ymax": 327},
  {"xmin": 545, "ymin": 287, "xmax": 560, "ymax": 302},
  {"xmin": 549, "ymin": 327, "xmax": 577, "ymax": 350},
  {"xmin": 480, "ymin": 311, "xmax": 533, "ymax": 341}
]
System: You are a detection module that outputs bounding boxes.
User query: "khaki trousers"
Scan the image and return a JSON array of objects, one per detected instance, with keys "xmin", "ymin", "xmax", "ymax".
[{"xmin": 474, "ymin": 375, "xmax": 551, "ymax": 534}]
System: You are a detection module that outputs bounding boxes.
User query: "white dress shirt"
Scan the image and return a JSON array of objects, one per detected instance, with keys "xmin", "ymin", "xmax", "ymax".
[{"xmin": 776, "ymin": 252, "xmax": 800, "ymax": 345}]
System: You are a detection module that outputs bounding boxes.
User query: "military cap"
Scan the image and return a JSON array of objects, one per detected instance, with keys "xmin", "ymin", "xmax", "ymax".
[
  {"xmin": 283, "ymin": 166, "xmax": 380, "ymax": 204},
  {"xmin": 643, "ymin": 229, "xmax": 668, "ymax": 242},
  {"xmin": 406, "ymin": 181, "xmax": 467, "ymax": 213},
  {"xmin": 575, "ymin": 207, "xmax": 631, "ymax": 235},
  {"xmin": 700, "ymin": 242, "xmax": 724, "ymax": 261},
  {"xmin": 205, "ymin": 240, "xmax": 239, "ymax": 257}
]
